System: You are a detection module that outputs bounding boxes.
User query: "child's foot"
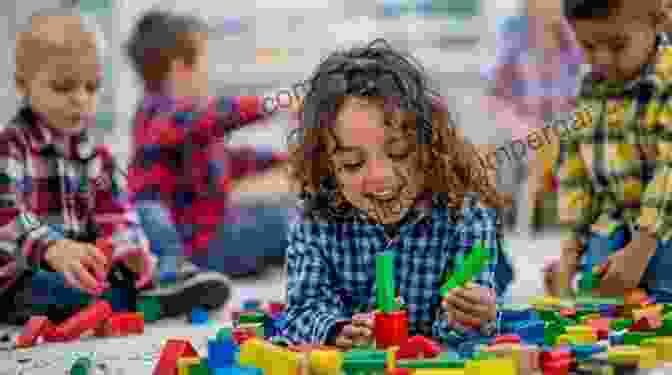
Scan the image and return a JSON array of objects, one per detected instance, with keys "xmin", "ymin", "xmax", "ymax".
[{"xmin": 139, "ymin": 262, "xmax": 231, "ymax": 318}]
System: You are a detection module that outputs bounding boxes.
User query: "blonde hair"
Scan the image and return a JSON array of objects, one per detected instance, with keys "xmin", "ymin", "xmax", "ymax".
[{"xmin": 15, "ymin": 8, "xmax": 105, "ymax": 87}]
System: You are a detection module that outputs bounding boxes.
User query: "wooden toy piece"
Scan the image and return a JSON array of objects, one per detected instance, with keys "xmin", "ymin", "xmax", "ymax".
[
  {"xmin": 70, "ymin": 356, "xmax": 93, "ymax": 375},
  {"xmin": 16, "ymin": 316, "xmax": 52, "ymax": 348},
  {"xmin": 376, "ymin": 251, "xmax": 398, "ymax": 312},
  {"xmin": 308, "ymin": 350, "xmax": 343, "ymax": 375},
  {"xmin": 154, "ymin": 338, "xmax": 199, "ymax": 375},
  {"xmin": 440, "ymin": 241, "xmax": 490, "ymax": 297},
  {"xmin": 137, "ymin": 296, "xmax": 162, "ymax": 322},
  {"xmin": 177, "ymin": 357, "xmax": 201, "ymax": 375},
  {"xmin": 374, "ymin": 310, "xmax": 409, "ymax": 349},
  {"xmin": 95, "ymin": 312, "xmax": 145, "ymax": 337},
  {"xmin": 46, "ymin": 300, "xmax": 112, "ymax": 342},
  {"xmin": 465, "ymin": 358, "xmax": 516, "ymax": 375}
]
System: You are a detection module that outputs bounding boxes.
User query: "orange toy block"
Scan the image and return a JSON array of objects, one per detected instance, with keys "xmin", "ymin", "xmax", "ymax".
[
  {"xmin": 95, "ymin": 312, "xmax": 145, "ymax": 337},
  {"xmin": 45, "ymin": 300, "xmax": 112, "ymax": 342},
  {"xmin": 15, "ymin": 316, "xmax": 53, "ymax": 348}
]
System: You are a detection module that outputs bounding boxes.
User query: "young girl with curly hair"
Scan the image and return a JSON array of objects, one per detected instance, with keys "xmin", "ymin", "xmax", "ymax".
[{"xmin": 280, "ymin": 39, "xmax": 514, "ymax": 349}]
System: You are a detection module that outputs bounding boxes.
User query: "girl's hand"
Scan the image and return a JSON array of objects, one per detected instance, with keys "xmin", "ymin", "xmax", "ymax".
[
  {"xmin": 442, "ymin": 283, "xmax": 496, "ymax": 328},
  {"xmin": 333, "ymin": 320, "xmax": 374, "ymax": 351},
  {"xmin": 45, "ymin": 239, "xmax": 109, "ymax": 295},
  {"xmin": 122, "ymin": 252, "xmax": 157, "ymax": 289},
  {"xmin": 597, "ymin": 234, "xmax": 656, "ymax": 297}
]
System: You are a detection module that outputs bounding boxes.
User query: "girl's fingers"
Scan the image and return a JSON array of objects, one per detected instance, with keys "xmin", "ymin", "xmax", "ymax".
[
  {"xmin": 443, "ymin": 293, "xmax": 490, "ymax": 319},
  {"xmin": 63, "ymin": 268, "xmax": 91, "ymax": 295},
  {"xmin": 86, "ymin": 244, "xmax": 109, "ymax": 269},
  {"xmin": 334, "ymin": 335, "xmax": 354, "ymax": 350},
  {"xmin": 451, "ymin": 307, "xmax": 482, "ymax": 328},
  {"xmin": 81, "ymin": 254, "xmax": 107, "ymax": 284}
]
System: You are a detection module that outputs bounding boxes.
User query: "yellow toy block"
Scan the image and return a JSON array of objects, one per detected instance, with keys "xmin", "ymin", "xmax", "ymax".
[
  {"xmin": 607, "ymin": 345, "xmax": 641, "ymax": 365},
  {"xmin": 414, "ymin": 370, "xmax": 466, "ymax": 375},
  {"xmin": 308, "ymin": 350, "xmax": 342, "ymax": 375},
  {"xmin": 273, "ymin": 348, "xmax": 302, "ymax": 375},
  {"xmin": 638, "ymin": 347, "xmax": 658, "ymax": 369},
  {"xmin": 652, "ymin": 337, "xmax": 672, "ymax": 361},
  {"xmin": 632, "ymin": 304, "xmax": 663, "ymax": 322},
  {"xmin": 579, "ymin": 313, "xmax": 602, "ymax": 323},
  {"xmin": 530, "ymin": 296, "xmax": 563, "ymax": 309},
  {"xmin": 566, "ymin": 325, "xmax": 595, "ymax": 335},
  {"xmin": 555, "ymin": 335, "xmax": 576, "ymax": 346},
  {"xmin": 177, "ymin": 357, "xmax": 201, "ymax": 375},
  {"xmin": 388, "ymin": 347, "xmax": 399, "ymax": 370},
  {"xmin": 466, "ymin": 358, "xmax": 516, "ymax": 375},
  {"xmin": 238, "ymin": 338, "xmax": 265, "ymax": 367}
]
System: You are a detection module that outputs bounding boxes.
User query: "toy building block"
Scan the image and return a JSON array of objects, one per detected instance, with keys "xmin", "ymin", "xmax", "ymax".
[
  {"xmin": 485, "ymin": 343, "xmax": 540, "ymax": 375},
  {"xmin": 623, "ymin": 331, "xmax": 656, "ymax": 346},
  {"xmin": 376, "ymin": 251, "xmax": 398, "ymax": 312},
  {"xmin": 137, "ymin": 296, "xmax": 162, "ymax": 322},
  {"xmin": 606, "ymin": 345, "xmax": 642, "ymax": 366},
  {"xmin": 177, "ymin": 357, "xmax": 201, "ymax": 375},
  {"xmin": 238, "ymin": 311, "xmax": 266, "ymax": 324},
  {"xmin": 242, "ymin": 299, "xmax": 261, "ymax": 311},
  {"xmin": 344, "ymin": 349, "xmax": 388, "ymax": 361},
  {"xmin": 96, "ymin": 312, "xmax": 145, "ymax": 337},
  {"xmin": 632, "ymin": 304, "xmax": 663, "ymax": 322},
  {"xmin": 154, "ymin": 338, "xmax": 199, "ymax": 375},
  {"xmin": 412, "ymin": 370, "xmax": 463, "ymax": 375},
  {"xmin": 308, "ymin": 350, "xmax": 343, "ymax": 375},
  {"xmin": 374, "ymin": 310, "xmax": 409, "ymax": 349},
  {"xmin": 396, "ymin": 336, "xmax": 437, "ymax": 359},
  {"xmin": 513, "ymin": 319, "xmax": 545, "ymax": 345},
  {"xmin": 208, "ymin": 338, "xmax": 236, "ymax": 369},
  {"xmin": 440, "ymin": 241, "xmax": 490, "ymax": 297},
  {"xmin": 630, "ymin": 315, "xmax": 663, "ymax": 331},
  {"xmin": 396, "ymin": 359, "xmax": 466, "ymax": 369},
  {"xmin": 643, "ymin": 336, "xmax": 672, "ymax": 362},
  {"xmin": 540, "ymin": 350, "xmax": 573, "ymax": 375},
  {"xmin": 465, "ymin": 358, "xmax": 516, "ymax": 375},
  {"xmin": 585, "ymin": 318, "xmax": 610, "ymax": 339},
  {"xmin": 15, "ymin": 316, "xmax": 52, "ymax": 348},
  {"xmin": 189, "ymin": 307, "xmax": 209, "ymax": 325},
  {"xmin": 46, "ymin": 300, "xmax": 112, "ymax": 342},
  {"xmin": 70, "ymin": 356, "xmax": 93, "ymax": 375},
  {"xmin": 493, "ymin": 334, "xmax": 521, "ymax": 345}
]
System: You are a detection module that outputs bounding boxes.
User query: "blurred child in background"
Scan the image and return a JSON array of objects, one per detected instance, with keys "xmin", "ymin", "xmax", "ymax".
[
  {"xmin": 545, "ymin": 0, "xmax": 672, "ymax": 300},
  {"xmin": 0, "ymin": 9, "xmax": 157, "ymax": 324},
  {"xmin": 124, "ymin": 10, "xmax": 291, "ymax": 313}
]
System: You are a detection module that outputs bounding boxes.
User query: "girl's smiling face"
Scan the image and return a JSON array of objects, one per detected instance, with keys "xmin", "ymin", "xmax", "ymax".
[{"xmin": 327, "ymin": 96, "xmax": 425, "ymax": 225}]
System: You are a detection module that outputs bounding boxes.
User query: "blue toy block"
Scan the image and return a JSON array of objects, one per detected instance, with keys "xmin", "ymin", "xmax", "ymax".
[
  {"xmin": 609, "ymin": 330, "xmax": 626, "ymax": 346},
  {"xmin": 211, "ymin": 367, "xmax": 263, "ymax": 375},
  {"xmin": 513, "ymin": 320, "xmax": 546, "ymax": 345},
  {"xmin": 499, "ymin": 307, "xmax": 536, "ymax": 323},
  {"xmin": 242, "ymin": 299, "xmax": 261, "ymax": 311},
  {"xmin": 208, "ymin": 339, "xmax": 236, "ymax": 368},
  {"xmin": 572, "ymin": 345, "xmax": 607, "ymax": 361},
  {"xmin": 190, "ymin": 307, "xmax": 209, "ymax": 324}
]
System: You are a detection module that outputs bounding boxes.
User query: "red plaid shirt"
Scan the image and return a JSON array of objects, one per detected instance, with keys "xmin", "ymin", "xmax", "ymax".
[
  {"xmin": 0, "ymin": 107, "xmax": 153, "ymax": 294},
  {"xmin": 127, "ymin": 94, "xmax": 288, "ymax": 256}
]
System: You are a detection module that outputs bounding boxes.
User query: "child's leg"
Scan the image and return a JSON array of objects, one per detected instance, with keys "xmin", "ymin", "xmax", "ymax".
[
  {"xmin": 0, "ymin": 269, "xmax": 92, "ymax": 325},
  {"xmin": 641, "ymin": 237, "xmax": 672, "ymax": 303},
  {"xmin": 135, "ymin": 202, "xmax": 183, "ymax": 282},
  {"xmin": 190, "ymin": 202, "xmax": 291, "ymax": 276}
]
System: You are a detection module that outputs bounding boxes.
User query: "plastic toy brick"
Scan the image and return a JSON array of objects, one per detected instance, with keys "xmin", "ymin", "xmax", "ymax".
[
  {"xmin": 412, "ymin": 370, "xmax": 464, "ymax": 375},
  {"xmin": 555, "ymin": 334, "xmax": 577, "ymax": 346},
  {"xmin": 376, "ymin": 251, "xmax": 397, "ymax": 312},
  {"xmin": 606, "ymin": 345, "xmax": 642, "ymax": 366},
  {"xmin": 512, "ymin": 320, "xmax": 545, "ymax": 345},
  {"xmin": 177, "ymin": 357, "xmax": 201, "ymax": 375},
  {"xmin": 541, "ymin": 358, "xmax": 572, "ymax": 375},
  {"xmin": 643, "ymin": 336, "xmax": 672, "ymax": 361},
  {"xmin": 485, "ymin": 343, "xmax": 540, "ymax": 375},
  {"xmin": 344, "ymin": 349, "xmax": 387, "ymax": 361},
  {"xmin": 574, "ymin": 296, "xmax": 624, "ymax": 306},
  {"xmin": 238, "ymin": 312, "xmax": 266, "ymax": 324},
  {"xmin": 395, "ymin": 336, "xmax": 440, "ymax": 360},
  {"xmin": 585, "ymin": 318, "xmax": 611, "ymax": 339},
  {"xmin": 559, "ymin": 308, "xmax": 576, "ymax": 318},
  {"xmin": 396, "ymin": 359, "xmax": 466, "ymax": 369},
  {"xmin": 440, "ymin": 242, "xmax": 490, "ymax": 297},
  {"xmin": 16, "ymin": 316, "xmax": 52, "ymax": 348},
  {"xmin": 623, "ymin": 331, "xmax": 656, "ymax": 346},
  {"xmin": 47, "ymin": 300, "xmax": 112, "ymax": 341},
  {"xmin": 632, "ymin": 304, "xmax": 663, "ymax": 322},
  {"xmin": 96, "ymin": 312, "xmax": 145, "ymax": 337},
  {"xmin": 493, "ymin": 334, "xmax": 521, "ymax": 345},
  {"xmin": 217, "ymin": 327, "xmax": 233, "ymax": 341},
  {"xmin": 465, "ymin": 358, "xmax": 516, "ymax": 375},
  {"xmin": 137, "ymin": 296, "xmax": 162, "ymax": 322},
  {"xmin": 631, "ymin": 316, "xmax": 663, "ymax": 331},
  {"xmin": 154, "ymin": 338, "xmax": 199, "ymax": 375},
  {"xmin": 208, "ymin": 338, "xmax": 236, "ymax": 368},
  {"xmin": 267, "ymin": 301, "xmax": 285, "ymax": 315},
  {"xmin": 189, "ymin": 307, "xmax": 209, "ymax": 325},
  {"xmin": 609, "ymin": 318, "xmax": 633, "ymax": 331},
  {"xmin": 308, "ymin": 350, "xmax": 343, "ymax": 375},
  {"xmin": 571, "ymin": 344, "xmax": 607, "ymax": 361},
  {"xmin": 374, "ymin": 310, "xmax": 408, "ymax": 349},
  {"xmin": 70, "ymin": 356, "xmax": 93, "ymax": 375},
  {"xmin": 288, "ymin": 344, "xmax": 335, "ymax": 352},
  {"xmin": 242, "ymin": 299, "xmax": 261, "ymax": 311}
]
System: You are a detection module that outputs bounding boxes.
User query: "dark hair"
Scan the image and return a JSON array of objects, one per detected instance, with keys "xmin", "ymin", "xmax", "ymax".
[
  {"xmin": 564, "ymin": 0, "xmax": 620, "ymax": 20},
  {"xmin": 124, "ymin": 10, "xmax": 209, "ymax": 91},
  {"xmin": 287, "ymin": 39, "xmax": 510, "ymax": 220}
]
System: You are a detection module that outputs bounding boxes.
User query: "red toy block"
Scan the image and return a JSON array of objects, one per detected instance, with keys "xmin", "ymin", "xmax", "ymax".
[
  {"xmin": 542, "ymin": 358, "xmax": 572, "ymax": 375},
  {"xmin": 631, "ymin": 316, "xmax": 663, "ymax": 331},
  {"xmin": 559, "ymin": 309, "xmax": 576, "ymax": 318},
  {"xmin": 396, "ymin": 336, "xmax": 424, "ymax": 359},
  {"xmin": 154, "ymin": 339, "xmax": 199, "ymax": 375},
  {"xmin": 540, "ymin": 350, "xmax": 572, "ymax": 367},
  {"xmin": 47, "ymin": 300, "xmax": 112, "ymax": 341},
  {"xmin": 268, "ymin": 302, "xmax": 285, "ymax": 315},
  {"xmin": 586, "ymin": 318, "xmax": 611, "ymax": 340},
  {"xmin": 16, "ymin": 316, "xmax": 52, "ymax": 348},
  {"xmin": 374, "ymin": 310, "xmax": 408, "ymax": 349},
  {"xmin": 386, "ymin": 369, "xmax": 411, "ymax": 375},
  {"xmin": 96, "ymin": 312, "xmax": 145, "ymax": 337},
  {"xmin": 494, "ymin": 334, "xmax": 522, "ymax": 345},
  {"xmin": 418, "ymin": 336, "xmax": 441, "ymax": 358}
]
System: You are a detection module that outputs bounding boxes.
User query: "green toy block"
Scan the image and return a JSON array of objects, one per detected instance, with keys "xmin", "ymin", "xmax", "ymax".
[
  {"xmin": 70, "ymin": 356, "xmax": 92, "ymax": 375},
  {"xmin": 610, "ymin": 319, "xmax": 634, "ymax": 331},
  {"xmin": 623, "ymin": 332, "xmax": 656, "ymax": 346},
  {"xmin": 342, "ymin": 358, "xmax": 387, "ymax": 371},
  {"xmin": 472, "ymin": 352, "xmax": 498, "ymax": 360},
  {"xmin": 345, "ymin": 350, "xmax": 388, "ymax": 361},
  {"xmin": 574, "ymin": 296, "xmax": 624, "ymax": 306},
  {"xmin": 238, "ymin": 312, "xmax": 266, "ymax": 324},
  {"xmin": 656, "ymin": 318, "xmax": 672, "ymax": 336},
  {"xmin": 397, "ymin": 359, "xmax": 466, "ymax": 369},
  {"xmin": 217, "ymin": 327, "xmax": 233, "ymax": 341},
  {"xmin": 376, "ymin": 251, "xmax": 397, "ymax": 312},
  {"xmin": 440, "ymin": 241, "xmax": 490, "ymax": 297},
  {"xmin": 663, "ymin": 304, "xmax": 672, "ymax": 315},
  {"xmin": 188, "ymin": 359, "xmax": 209, "ymax": 375},
  {"xmin": 544, "ymin": 323, "xmax": 567, "ymax": 346},
  {"xmin": 137, "ymin": 296, "xmax": 162, "ymax": 322},
  {"xmin": 578, "ymin": 271, "xmax": 600, "ymax": 293}
]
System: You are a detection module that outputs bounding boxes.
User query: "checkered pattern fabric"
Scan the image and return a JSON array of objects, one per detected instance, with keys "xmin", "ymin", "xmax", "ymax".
[
  {"xmin": 281, "ymin": 192, "xmax": 501, "ymax": 346},
  {"xmin": 555, "ymin": 34, "xmax": 672, "ymax": 246},
  {"xmin": 127, "ymin": 94, "xmax": 288, "ymax": 257},
  {"xmin": 0, "ymin": 107, "xmax": 152, "ymax": 294}
]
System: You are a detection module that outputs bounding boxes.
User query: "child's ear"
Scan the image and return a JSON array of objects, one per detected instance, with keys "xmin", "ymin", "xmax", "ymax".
[
  {"xmin": 171, "ymin": 58, "xmax": 194, "ymax": 79},
  {"xmin": 652, "ymin": 9, "xmax": 669, "ymax": 32},
  {"xmin": 14, "ymin": 74, "xmax": 27, "ymax": 97}
]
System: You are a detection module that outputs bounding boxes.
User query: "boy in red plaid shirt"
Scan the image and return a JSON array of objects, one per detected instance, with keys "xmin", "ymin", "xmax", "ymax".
[
  {"xmin": 124, "ymin": 10, "xmax": 291, "ymax": 306},
  {"xmin": 0, "ymin": 9, "xmax": 161, "ymax": 324}
]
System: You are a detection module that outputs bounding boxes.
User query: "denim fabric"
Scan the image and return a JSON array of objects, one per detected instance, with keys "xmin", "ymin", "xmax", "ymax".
[{"xmin": 580, "ymin": 226, "xmax": 672, "ymax": 302}]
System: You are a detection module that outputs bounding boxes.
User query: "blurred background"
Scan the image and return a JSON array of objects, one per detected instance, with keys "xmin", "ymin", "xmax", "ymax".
[{"xmin": 1, "ymin": 0, "xmax": 565, "ymax": 304}]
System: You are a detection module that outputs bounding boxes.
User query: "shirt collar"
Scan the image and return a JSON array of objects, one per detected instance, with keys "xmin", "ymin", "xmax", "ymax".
[
  {"xmin": 141, "ymin": 89, "xmax": 209, "ymax": 115},
  {"xmin": 15, "ymin": 107, "xmax": 95, "ymax": 160}
]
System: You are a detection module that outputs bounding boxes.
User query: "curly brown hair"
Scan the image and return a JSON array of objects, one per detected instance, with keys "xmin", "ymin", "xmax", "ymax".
[{"xmin": 287, "ymin": 41, "xmax": 511, "ymax": 217}]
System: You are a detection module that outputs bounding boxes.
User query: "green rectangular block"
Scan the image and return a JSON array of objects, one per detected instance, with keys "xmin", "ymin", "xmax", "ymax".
[
  {"xmin": 376, "ymin": 251, "xmax": 396, "ymax": 313},
  {"xmin": 610, "ymin": 319, "xmax": 633, "ymax": 331},
  {"xmin": 189, "ymin": 361, "xmax": 209, "ymax": 375},
  {"xmin": 137, "ymin": 296, "xmax": 162, "ymax": 322},
  {"xmin": 623, "ymin": 332, "xmax": 656, "ymax": 346},
  {"xmin": 345, "ymin": 350, "xmax": 387, "ymax": 361},
  {"xmin": 397, "ymin": 359, "xmax": 466, "ymax": 369},
  {"xmin": 440, "ymin": 241, "xmax": 490, "ymax": 297}
]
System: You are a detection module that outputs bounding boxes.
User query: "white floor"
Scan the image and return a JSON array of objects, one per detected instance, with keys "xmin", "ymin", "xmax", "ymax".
[{"xmin": 0, "ymin": 228, "xmax": 561, "ymax": 375}]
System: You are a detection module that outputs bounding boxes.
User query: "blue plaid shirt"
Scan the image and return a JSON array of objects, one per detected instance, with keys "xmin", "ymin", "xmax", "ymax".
[{"xmin": 282, "ymin": 192, "xmax": 502, "ymax": 346}]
